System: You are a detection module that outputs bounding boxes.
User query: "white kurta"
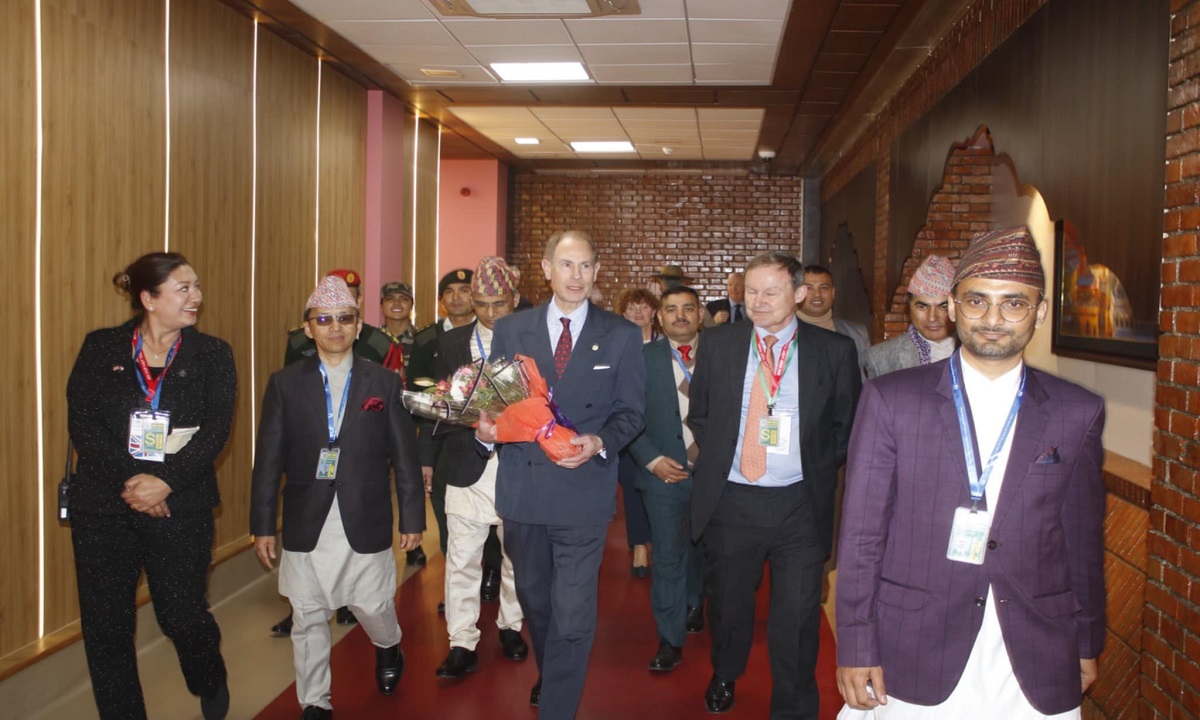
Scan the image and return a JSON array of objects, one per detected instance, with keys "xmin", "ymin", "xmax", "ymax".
[{"xmin": 839, "ymin": 360, "xmax": 1080, "ymax": 720}]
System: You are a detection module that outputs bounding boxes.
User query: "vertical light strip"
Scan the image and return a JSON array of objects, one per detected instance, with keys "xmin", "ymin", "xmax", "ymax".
[
  {"xmin": 34, "ymin": 0, "xmax": 46, "ymax": 637},
  {"xmin": 163, "ymin": 0, "xmax": 171, "ymax": 250},
  {"xmin": 313, "ymin": 59, "xmax": 322, "ymax": 285},
  {"xmin": 434, "ymin": 125, "xmax": 442, "ymax": 301},
  {"xmin": 249, "ymin": 19, "xmax": 259, "ymax": 460},
  {"xmin": 411, "ymin": 113, "xmax": 420, "ymax": 316}
]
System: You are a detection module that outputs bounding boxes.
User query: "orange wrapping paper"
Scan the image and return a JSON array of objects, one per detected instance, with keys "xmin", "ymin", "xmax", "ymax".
[{"xmin": 492, "ymin": 354, "xmax": 579, "ymax": 463}]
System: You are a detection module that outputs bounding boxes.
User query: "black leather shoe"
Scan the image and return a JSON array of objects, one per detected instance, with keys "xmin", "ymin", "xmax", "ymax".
[
  {"xmin": 407, "ymin": 546, "xmax": 427, "ymax": 567},
  {"xmin": 530, "ymin": 677, "xmax": 542, "ymax": 707},
  {"xmin": 648, "ymin": 640, "xmax": 682, "ymax": 672},
  {"xmin": 686, "ymin": 604, "xmax": 705, "ymax": 634},
  {"xmin": 480, "ymin": 565, "xmax": 500, "ymax": 603},
  {"xmin": 300, "ymin": 706, "xmax": 331, "ymax": 720},
  {"xmin": 375, "ymin": 644, "xmax": 404, "ymax": 694},
  {"xmin": 704, "ymin": 675, "xmax": 735, "ymax": 714},
  {"xmin": 200, "ymin": 683, "xmax": 229, "ymax": 720},
  {"xmin": 336, "ymin": 607, "xmax": 357, "ymax": 625},
  {"xmin": 631, "ymin": 564, "xmax": 650, "ymax": 579},
  {"xmin": 498, "ymin": 628, "xmax": 528, "ymax": 660},
  {"xmin": 271, "ymin": 612, "xmax": 293, "ymax": 636},
  {"xmin": 435, "ymin": 647, "xmax": 478, "ymax": 679}
]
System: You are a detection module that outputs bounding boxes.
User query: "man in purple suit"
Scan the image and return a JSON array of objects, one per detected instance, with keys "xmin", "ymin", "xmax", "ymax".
[{"xmin": 836, "ymin": 226, "xmax": 1106, "ymax": 719}]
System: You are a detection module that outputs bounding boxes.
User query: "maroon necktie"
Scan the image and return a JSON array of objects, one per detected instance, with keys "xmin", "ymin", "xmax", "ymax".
[
  {"xmin": 678, "ymin": 344, "xmax": 692, "ymax": 362},
  {"xmin": 554, "ymin": 317, "xmax": 572, "ymax": 378}
]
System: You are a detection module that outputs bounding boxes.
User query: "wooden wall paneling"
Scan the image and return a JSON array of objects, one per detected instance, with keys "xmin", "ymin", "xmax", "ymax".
[
  {"xmin": 40, "ymin": 0, "xmax": 166, "ymax": 633},
  {"xmin": 0, "ymin": 0, "xmax": 40, "ymax": 658},
  {"xmin": 253, "ymin": 30, "xmax": 317, "ymax": 432},
  {"xmin": 168, "ymin": 0, "xmax": 255, "ymax": 554},
  {"xmin": 413, "ymin": 119, "xmax": 440, "ymax": 327},
  {"xmin": 400, "ymin": 107, "xmax": 416, "ymax": 306},
  {"xmin": 317, "ymin": 65, "xmax": 366, "ymax": 279}
]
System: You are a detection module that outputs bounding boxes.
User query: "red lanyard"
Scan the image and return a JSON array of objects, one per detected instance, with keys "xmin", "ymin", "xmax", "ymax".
[
  {"xmin": 132, "ymin": 327, "xmax": 181, "ymax": 409},
  {"xmin": 753, "ymin": 328, "xmax": 797, "ymax": 409}
]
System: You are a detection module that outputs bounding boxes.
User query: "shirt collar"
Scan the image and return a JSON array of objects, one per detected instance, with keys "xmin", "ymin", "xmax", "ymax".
[
  {"xmin": 548, "ymin": 300, "xmax": 589, "ymax": 327},
  {"xmin": 754, "ymin": 316, "xmax": 798, "ymax": 345}
]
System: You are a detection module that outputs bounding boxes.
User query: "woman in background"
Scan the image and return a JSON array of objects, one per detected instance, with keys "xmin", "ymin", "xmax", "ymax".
[
  {"xmin": 67, "ymin": 252, "xmax": 236, "ymax": 720},
  {"xmin": 614, "ymin": 287, "xmax": 659, "ymax": 576}
]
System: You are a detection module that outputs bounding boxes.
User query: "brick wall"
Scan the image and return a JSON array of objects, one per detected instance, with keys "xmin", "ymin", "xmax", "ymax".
[
  {"xmin": 507, "ymin": 172, "xmax": 803, "ymax": 308},
  {"xmin": 1145, "ymin": 1, "xmax": 1200, "ymax": 716}
]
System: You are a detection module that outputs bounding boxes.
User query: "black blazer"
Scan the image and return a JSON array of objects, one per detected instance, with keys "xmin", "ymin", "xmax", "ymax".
[
  {"xmin": 250, "ymin": 356, "xmax": 425, "ymax": 553},
  {"xmin": 67, "ymin": 320, "xmax": 237, "ymax": 515},
  {"xmin": 687, "ymin": 320, "xmax": 861, "ymax": 553},
  {"xmin": 418, "ymin": 321, "xmax": 489, "ymax": 488}
]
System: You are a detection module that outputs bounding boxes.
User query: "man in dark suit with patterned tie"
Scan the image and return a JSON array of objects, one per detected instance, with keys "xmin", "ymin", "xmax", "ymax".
[
  {"xmin": 476, "ymin": 230, "xmax": 645, "ymax": 719},
  {"xmin": 706, "ymin": 271, "xmax": 746, "ymax": 324},
  {"xmin": 688, "ymin": 251, "xmax": 861, "ymax": 718},
  {"xmin": 628, "ymin": 285, "xmax": 707, "ymax": 672}
]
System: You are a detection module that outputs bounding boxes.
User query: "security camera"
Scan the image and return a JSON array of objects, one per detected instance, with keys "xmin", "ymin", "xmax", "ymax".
[{"xmin": 758, "ymin": 149, "xmax": 776, "ymax": 161}]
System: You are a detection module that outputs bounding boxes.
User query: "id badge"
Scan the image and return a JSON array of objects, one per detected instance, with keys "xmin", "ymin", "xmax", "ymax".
[
  {"xmin": 128, "ymin": 410, "xmax": 170, "ymax": 462},
  {"xmin": 316, "ymin": 448, "xmax": 341, "ymax": 480},
  {"xmin": 759, "ymin": 413, "xmax": 792, "ymax": 455},
  {"xmin": 946, "ymin": 506, "xmax": 991, "ymax": 565}
]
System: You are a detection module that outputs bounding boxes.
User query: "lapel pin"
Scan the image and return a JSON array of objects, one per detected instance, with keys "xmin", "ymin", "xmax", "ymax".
[
  {"xmin": 592, "ymin": 344, "xmax": 599, "ymax": 351},
  {"xmin": 177, "ymin": 370, "xmax": 187, "ymax": 378}
]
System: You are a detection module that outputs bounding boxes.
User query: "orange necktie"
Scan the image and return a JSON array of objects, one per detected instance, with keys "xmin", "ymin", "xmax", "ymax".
[{"xmin": 739, "ymin": 334, "xmax": 777, "ymax": 482}]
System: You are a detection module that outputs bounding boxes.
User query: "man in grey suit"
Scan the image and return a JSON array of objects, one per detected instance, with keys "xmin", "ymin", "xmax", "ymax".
[
  {"xmin": 836, "ymin": 227, "xmax": 1106, "ymax": 717},
  {"xmin": 627, "ymin": 285, "xmax": 707, "ymax": 672},
  {"xmin": 476, "ymin": 230, "xmax": 645, "ymax": 719},
  {"xmin": 863, "ymin": 254, "xmax": 957, "ymax": 378},
  {"xmin": 250, "ymin": 276, "xmax": 425, "ymax": 720},
  {"xmin": 689, "ymin": 251, "xmax": 861, "ymax": 718}
]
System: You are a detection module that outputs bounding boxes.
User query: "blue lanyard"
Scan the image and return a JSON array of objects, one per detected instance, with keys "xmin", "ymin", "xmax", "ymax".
[
  {"xmin": 318, "ymin": 363, "xmax": 353, "ymax": 446},
  {"xmin": 948, "ymin": 350, "xmax": 1025, "ymax": 508},
  {"xmin": 133, "ymin": 331, "xmax": 180, "ymax": 411},
  {"xmin": 668, "ymin": 344, "xmax": 693, "ymax": 383},
  {"xmin": 474, "ymin": 326, "xmax": 487, "ymax": 360}
]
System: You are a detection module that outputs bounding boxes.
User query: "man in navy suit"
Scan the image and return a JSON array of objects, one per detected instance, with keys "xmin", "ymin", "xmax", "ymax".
[
  {"xmin": 476, "ymin": 230, "xmax": 645, "ymax": 719},
  {"xmin": 689, "ymin": 251, "xmax": 861, "ymax": 718},
  {"xmin": 836, "ymin": 227, "xmax": 1106, "ymax": 718}
]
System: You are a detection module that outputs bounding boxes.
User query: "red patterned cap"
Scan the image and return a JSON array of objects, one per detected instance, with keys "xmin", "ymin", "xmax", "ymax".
[
  {"xmin": 326, "ymin": 268, "xmax": 361, "ymax": 287},
  {"xmin": 952, "ymin": 226, "xmax": 1045, "ymax": 293},
  {"xmin": 908, "ymin": 255, "xmax": 956, "ymax": 298},
  {"xmin": 472, "ymin": 257, "xmax": 518, "ymax": 296}
]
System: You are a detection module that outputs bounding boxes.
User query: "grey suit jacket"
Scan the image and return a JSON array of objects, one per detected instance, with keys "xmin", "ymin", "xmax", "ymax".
[
  {"xmin": 863, "ymin": 333, "xmax": 921, "ymax": 379},
  {"xmin": 489, "ymin": 302, "xmax": 645, "ymax": 527},
  {"xmin": 836, "ymin": 357, "xmax": 1106, "ymax": 714},
  {"xmin": 627, "ymin": 337, "xmax": 690, "ymax": 482},
  {"xmin": 250, "ymin": 357, "xmax": 425, "ymax": 553},
  {"xmin": 687, "ymin": 321, "xmax": 861, "ymax": 552}
]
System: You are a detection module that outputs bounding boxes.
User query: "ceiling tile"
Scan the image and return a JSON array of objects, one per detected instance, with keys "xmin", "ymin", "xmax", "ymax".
[
  {"xmin": 467, "ymin": 44, "xmax": 584, "ymax": 63},
  {"xmin": 361, "ymin": 43, "xmax": 479, "ymax": 66},
  {"xmin": 291, "ymin": 0, "xmax": 434, "ymax": 21},
  {"xmin": 565, "ymin": 18, "xmax": 689, "ymax": 44},
  {"xmin": 333, "ymin": 20, "xmax": 456, "ymax": 46},
  {"xmin": 688, "ymin": 19, "xmax": 781, "ymax": 44},
  {"xmin": 389, "ymin": 63, "xmax": 498, "ymax": 83},
  {"xmin": 578, "ymin": 43, "xmax": 691, "ymax": 65},
  {"xmin": 530, "ymin": 106, "xmax": 616, "ymax": 120},
  {"xmin": 685, "ymin": 0, "xmax": 791, "ymax": 20},
  {"xmin": 704, "ymin": 147, "xmax": 755, "ymax": 160},
  {"xmin": 442, "ymin": 19, "xmax": 573, "ymax": 45},
  {"xmin": 698, "ymin": 107, "xmax": 765, "ymax": 123},
  {"xmin": 691, "ymin": 43, "xmax": 778, "ymax": 65},
  {"xmin": 614, "ymin": 106, "xmax": 695, "ymax": 120},
  {"xmin": 588, "ymin": 64, "xmax": 694, "ymax": 83},
  {"xmin": 628, "ymin": 0, "xmax": 688, "ymax": 18},
  {"xmin": 448, "ymin": 106, "xmax": 542, "ymax": 123}
]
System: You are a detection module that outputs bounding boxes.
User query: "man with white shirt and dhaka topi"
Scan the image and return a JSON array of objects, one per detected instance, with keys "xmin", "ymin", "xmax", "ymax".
[{"xmin": 863, "ymin": 254, "xmax": 957, "ymax": 378}]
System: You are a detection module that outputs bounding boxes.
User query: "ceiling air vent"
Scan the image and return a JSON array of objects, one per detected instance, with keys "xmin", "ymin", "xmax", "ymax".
[{"xmin": 426, "ymin": 0, "xmax": 640, "ymax": 18}]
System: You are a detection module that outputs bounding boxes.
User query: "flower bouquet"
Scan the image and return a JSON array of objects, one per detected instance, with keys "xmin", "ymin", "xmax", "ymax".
[{"xmin": 402, "ymin": 354, "xmax": 579, "ymax": 462}]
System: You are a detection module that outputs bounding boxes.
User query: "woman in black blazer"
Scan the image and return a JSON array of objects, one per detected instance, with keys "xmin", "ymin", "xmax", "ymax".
[{"xmin": 67, "ymin": 252, "xmax": 236, "ymax": 720}]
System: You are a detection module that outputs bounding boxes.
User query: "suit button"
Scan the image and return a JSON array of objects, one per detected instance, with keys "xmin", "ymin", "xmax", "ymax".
[
  {"xmin": 676, "ymin": 435, "xmax": 683, "ymax": 440},
  {"xmin": 974, "ymin": 596, "xmax": 986, "ymax": 607},
  {"xmin": 586, "ymin": 403, "xmax": 593, "ymax": 408},
  {"xmin": 987, "ymin": 540, "xmax": 997, "ymax": 550}
]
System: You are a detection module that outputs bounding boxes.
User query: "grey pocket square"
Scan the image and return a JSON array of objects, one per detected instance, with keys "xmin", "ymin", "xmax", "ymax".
[{"xmin": 1034, "ymin": 447, "xmax": 1060, "ymax": 464}]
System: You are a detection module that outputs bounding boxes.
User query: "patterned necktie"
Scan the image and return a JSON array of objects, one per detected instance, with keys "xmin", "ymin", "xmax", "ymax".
[
  {"xmin": 676, "ymin": 344, "xmax": 699, "ymax": 465},
  {"xmin": 554, "ymin": 317, "xmax": 572, "ymax": 378},
  {"xmin": 739, "ymin": 334, "xmax": 777, "ymax": 482}
]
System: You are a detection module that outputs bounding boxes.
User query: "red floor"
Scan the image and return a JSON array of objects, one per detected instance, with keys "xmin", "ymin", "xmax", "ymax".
[{"xmin": 255, "ymin": 514, "xmax": 841, "ymax": 720}]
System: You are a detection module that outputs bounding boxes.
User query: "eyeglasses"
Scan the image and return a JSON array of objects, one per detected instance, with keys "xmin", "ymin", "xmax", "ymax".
[
  {"xmin": 953, "ymin": 296, "xmax": 1041, "ymax": 323},
  {"xmin": 310, "ymin": 312, "xmax": 359, "ymax": 326}
]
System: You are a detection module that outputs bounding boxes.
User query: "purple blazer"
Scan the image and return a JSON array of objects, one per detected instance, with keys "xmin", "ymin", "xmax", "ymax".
[{"xmin": 835, "ymin": 356, "xmax": 1106, "ymax": 714}]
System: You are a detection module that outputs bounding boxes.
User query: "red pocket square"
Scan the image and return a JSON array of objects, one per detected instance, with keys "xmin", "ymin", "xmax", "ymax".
[
  {"xmin": 1034, "ymin": 447, "xmax": 1060, "ymax": 464},
  {"xmin": 362, "ymin": 397, "xmax": 385, "ymax": 412}
]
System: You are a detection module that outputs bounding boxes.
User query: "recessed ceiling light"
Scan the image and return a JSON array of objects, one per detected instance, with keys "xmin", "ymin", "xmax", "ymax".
[
  {"xmin": 491, "ymin": 62, "xmax": 589, "ymax": 83},
  {"xmin": 420, "ymin": 68, "xmax": 464, "ymax": 78},
  {"xmin": 515, "ymin": 138, "xmax": 541, "ymax": 145},
  {"xmin": 571, "ymin": 141, "xmax": 636, "ymax": 153}
]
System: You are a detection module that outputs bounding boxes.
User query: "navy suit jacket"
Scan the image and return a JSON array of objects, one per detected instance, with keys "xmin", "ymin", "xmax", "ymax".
[
  {"xmin": 250, "ymin": 356, "xmax": 425, "ymax": 553},
  {"xmin": 627, "ymin": 338, "xmax": 690, "ymax": 478},
  {"xmin": 835, "ymin": 357, "xmax": 1107, "ymax": 714},
  {"xmin": 489, "ymin": 302, "xmax": 645, "ymax": 526},
  {"xmin": 687, "ymin": 320, "xmax": 861, "ymax": 550}
]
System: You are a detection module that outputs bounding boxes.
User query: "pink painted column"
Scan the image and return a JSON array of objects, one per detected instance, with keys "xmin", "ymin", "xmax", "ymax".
[
  {"xmin": 438, "ymin": 159, "xmax": 508, "ymax": 275},
  {"xmin": 363, "ymin": 90, "xmax": 408, "ymax": 325}
]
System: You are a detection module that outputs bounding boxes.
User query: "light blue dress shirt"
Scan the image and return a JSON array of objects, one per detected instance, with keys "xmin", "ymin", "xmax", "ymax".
[{"xmin": 727, "ymin": 317, "xmax": 804, "ymax": 487}]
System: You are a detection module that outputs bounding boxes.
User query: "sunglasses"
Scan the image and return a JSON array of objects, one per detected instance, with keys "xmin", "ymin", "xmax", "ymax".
[{"xmin": 310, "ymin": 312, "xmax": 359, "ymax": 327}]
